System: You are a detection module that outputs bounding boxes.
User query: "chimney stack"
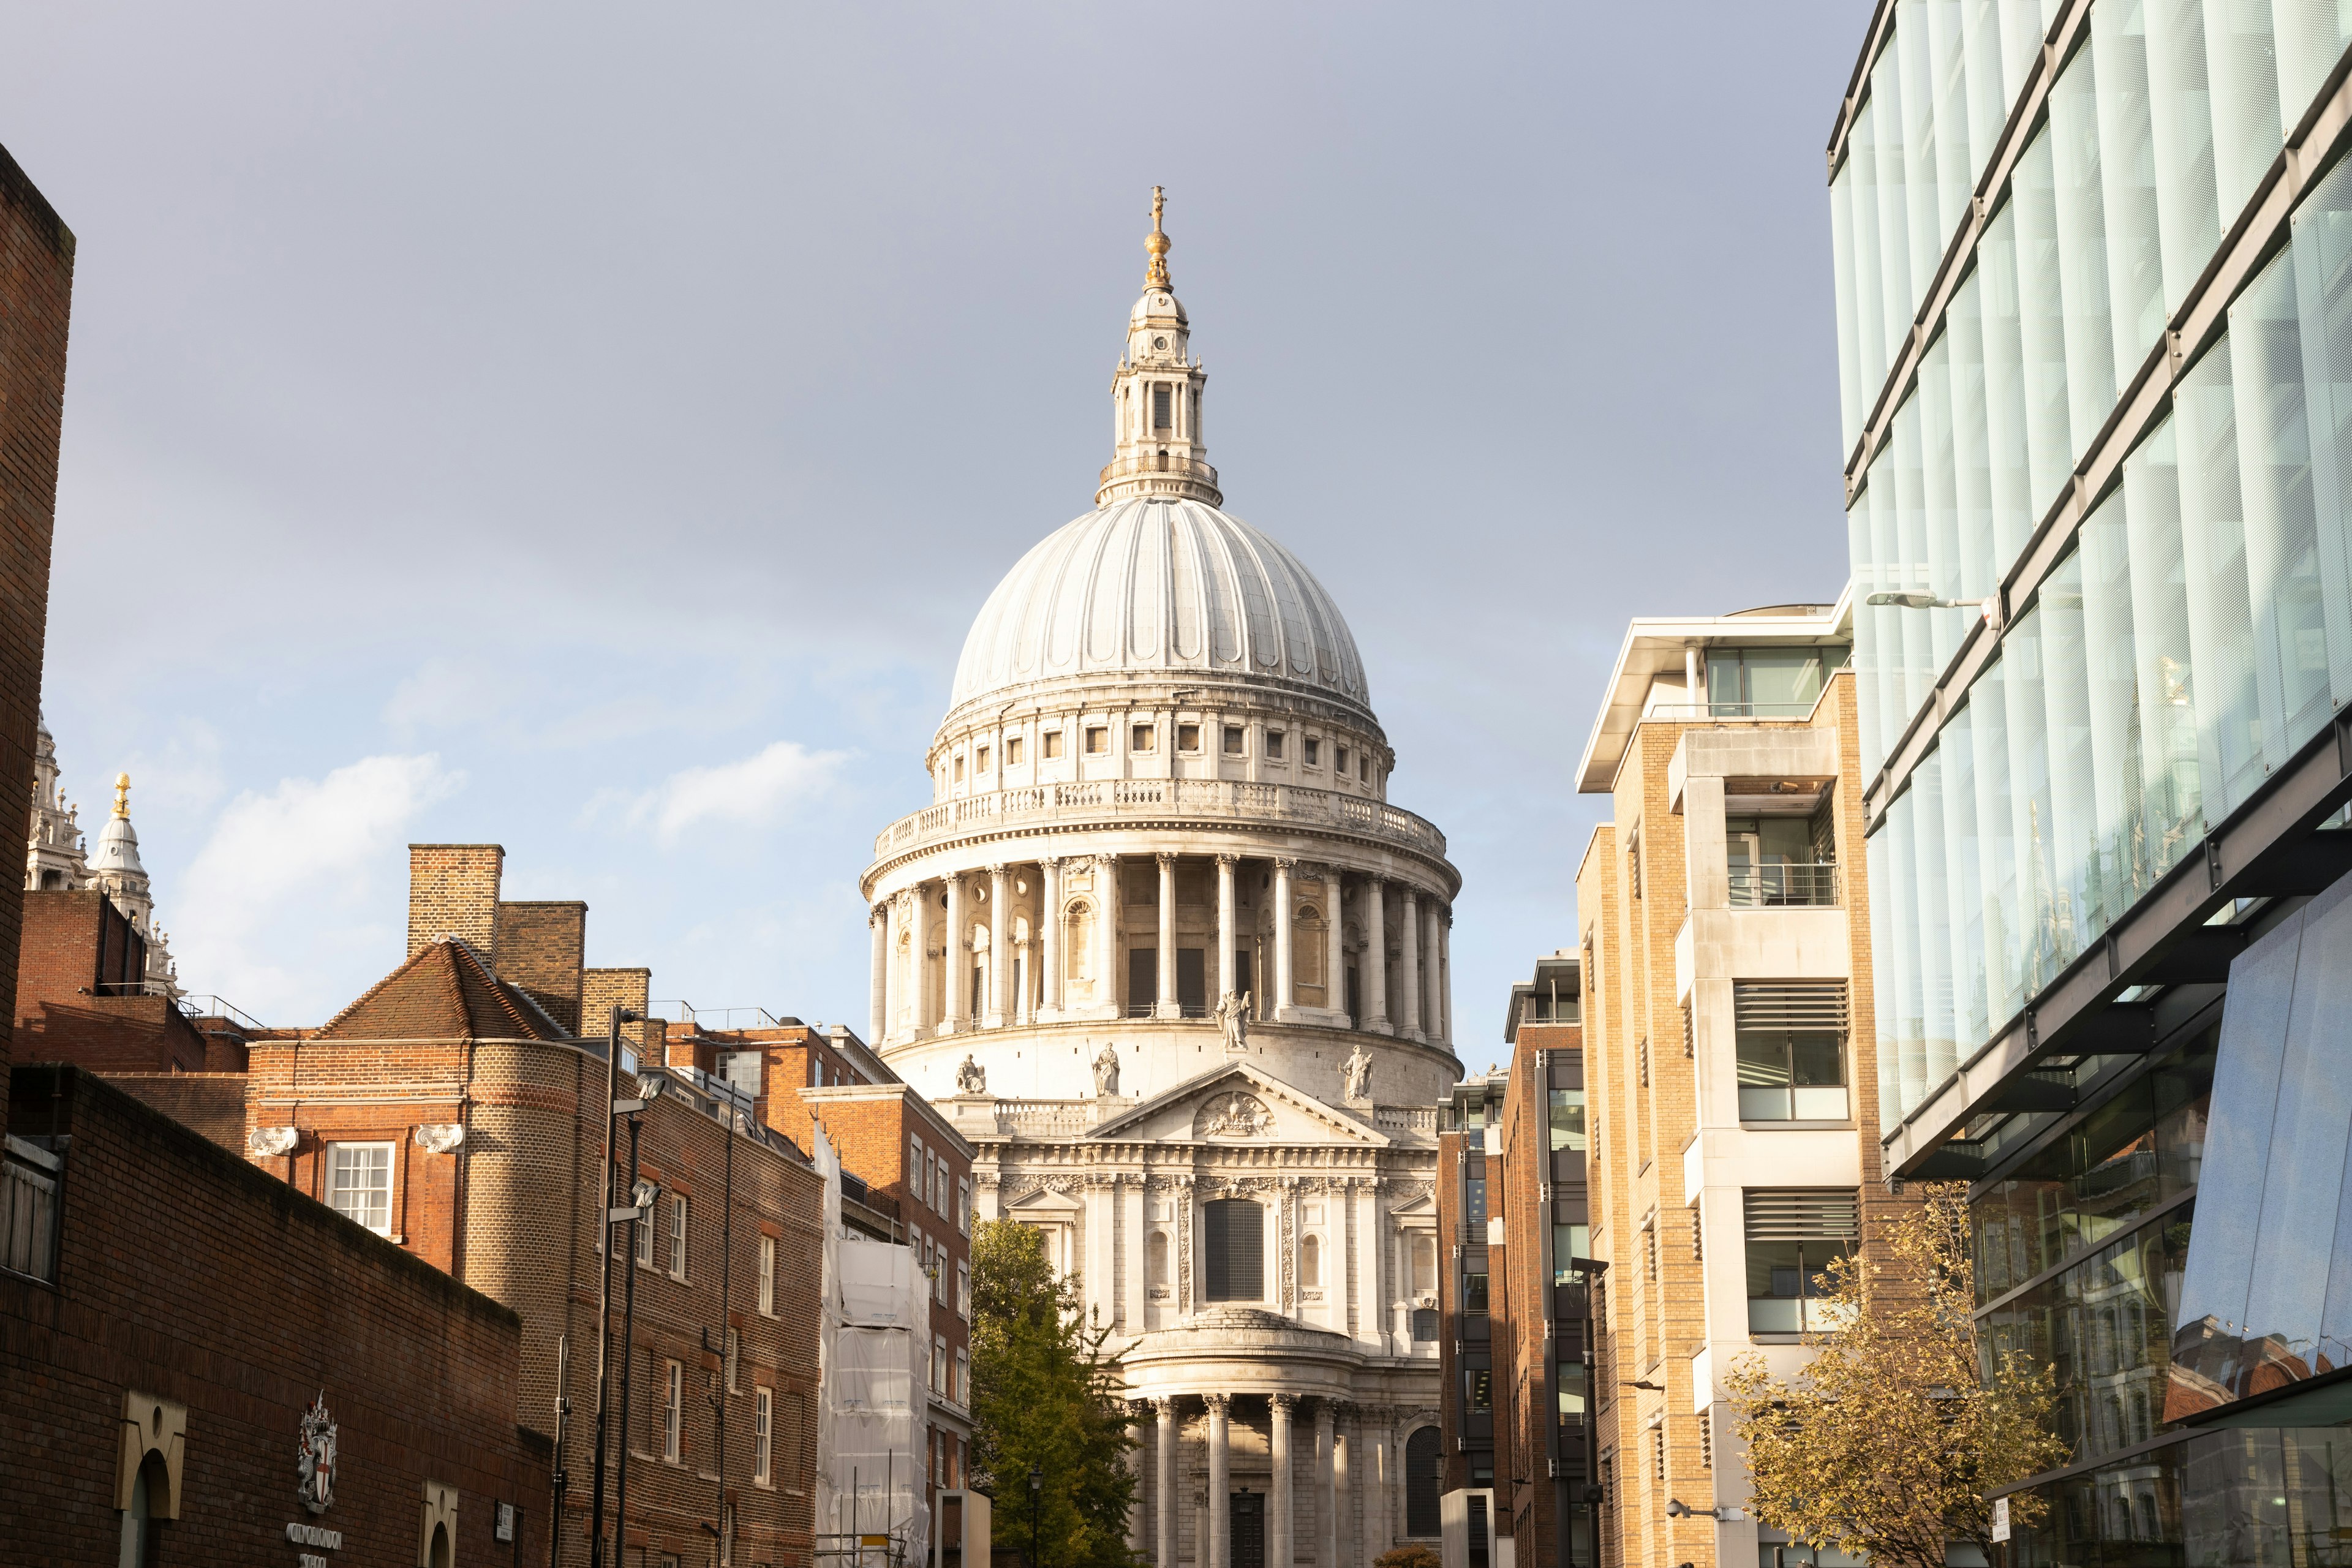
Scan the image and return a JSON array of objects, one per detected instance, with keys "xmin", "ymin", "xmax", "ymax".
[{"xmin": 407, "ymin": 844, "xmax": 504, "ymax": 962}]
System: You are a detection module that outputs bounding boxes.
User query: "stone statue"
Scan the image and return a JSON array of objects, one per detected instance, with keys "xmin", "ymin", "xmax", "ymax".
[
  {"xmin": 1343, "ymin": 1042, "xmax": 1374, "ymax": 1102},
  {"xmin": 956, "ymin": 1054, "xmax": 987, "ymax": 1095},
  {"xmin": 1093, "ymin": 1042, "xmax": 1120, "ymax": 1096},
  {"xmin": 1216, "ymin": 990, "xmax": 1251, "ymax": 1053}
]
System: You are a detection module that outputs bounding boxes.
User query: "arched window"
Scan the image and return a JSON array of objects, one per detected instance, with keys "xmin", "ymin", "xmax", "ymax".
[
  {"xmin": 1300, "ymin": 1233, "xmax": 1322, "ymax": 1289},
  {"xmin": 1202, "ymin": 1199, "xmax": 1263, "ymax": 1302},
  {"xmin": 1147, "ymin": 1231, "xmax": 1170, "ymax": 1289},
  {"xmin": 1411, "ymin": 1234, "xmax": 1437, "ymax": 1294},
  {"xmin": 1404, "ymin": 1427, "xmax": 1441, "ymax": 1537},
  {"xmin": 118, "ymin": 1452, "xmax": 167, "ymax": 1568}
]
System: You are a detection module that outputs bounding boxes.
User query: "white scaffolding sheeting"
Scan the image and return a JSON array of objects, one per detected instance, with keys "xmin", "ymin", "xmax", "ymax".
[{"xmin": 813, "ymin": 1124, "xmax": 930, "ymax": 1568}]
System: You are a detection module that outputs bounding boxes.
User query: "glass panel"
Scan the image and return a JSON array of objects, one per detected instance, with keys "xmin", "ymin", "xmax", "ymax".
[
  {"xmin": 1548, "ymin": 1088, "xmax": 1586, "ymax": 1152},
  {"xmin": 2144, "ymin": 0, "xmax": 2223, "ymax": 312},
  {"xmin": 2049, "ymin": 37, "xmax": 2122, "ymax": 452},
  {"xmin": 2090, "ymin": 0, "xmax": 2168, "ymax": 389}
]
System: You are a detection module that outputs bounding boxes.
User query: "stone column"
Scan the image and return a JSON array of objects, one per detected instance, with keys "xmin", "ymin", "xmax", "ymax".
[
  {"xmin": 1016, "ymin": 940, "xmax": 1033, "ymax": 1025},
  {"xmin": 1324, "ymin": 867, "xmax": 1347, "ymax": 1023},
  {"xmin": 945, "ymin": 873, "xmax": 969, "ymax": 1032},
  {"xmin": 1128, "ymin": 1403, "xmax": 1149, "ymax": 1555},
  {"xmin": 1098, "ymin": 854, "xmax": 1121, "ymax": 1017},
  {"xmin": 1156, "ymin": 852, "xmax": 1180, "ymax": 1019},
  {"xmin": 1156, "ymin": 1397, "xmax": 1178, "ymax": 1568},
  {"xmin": 1207, "ymin": 1393, "xmax": 1231, "ymax": 1568},
  {"xmin": 869, "ymin": 903, "xmax": 888, "ymax": 1046},
  {"xmin": 1363, "ymin": 880, "xmax": 1389, "ymax": 1034},
  {"xmin": 913, "ymin": 882, "xmax": 935, "ymax": 1036},
  {"xmin": 1042, "ymin": 857, "xmax": 1065, "ymax": 1016},
  {"xmin": 1333, "ymin": 1408, "xmax": 1354, "ymax": 1568},
  {"xmin": 1314, "ymin": 1401, "xmax": 1336, "ymax": 1568},
  {"xmin": 1398, "ymin": 888, "xmax": 1422, "ymax": 1043},
  {"xmin": 1273, "ymin": 858, "xmax": 1296, "ymax": 1022},
  {"xmin": 1425, "ymin": 901, "xmax": 1444, "ymax": 1047},
  {"xmin": 1215, "ymin": 854, "xmax": 1238, "ymax": 1004},
  {"xmin": 1269, "ymin": 1394, "xmax": 1295, "ymax": 1568},
  {"xmin": 1363, "ymin": 1408, "xmax": 1392, "ymax": 1556},
  {"xmin": 987, "ymin": 864, "xmax": 1010, "ymax": 1027},
  {"xmin": 1438, "ymin": 908, "xmax": 1453, "ymax": 1046}
]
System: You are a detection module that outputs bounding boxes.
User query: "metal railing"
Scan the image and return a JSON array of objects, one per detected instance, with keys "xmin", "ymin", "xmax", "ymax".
[
  {"xmin": 872, "ymin": 778, "xmax": 1447, "ymax": 862},
  {"xmin": 1727, "ymin": 863, "xmax": 1839, "ymax": 908},
  {"xmin": 651, "ymin": 1001, "xmax": 792, "ymax": 1031},
  {"xmin": 1640, "ymin": 700, "xmax": 1824, "ymax": 722},
  {"xmin": 176, "ymin": 993, "xmax": 265, "ymax": 1031}
]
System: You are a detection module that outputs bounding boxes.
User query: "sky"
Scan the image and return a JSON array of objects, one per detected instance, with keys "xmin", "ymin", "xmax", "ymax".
[{"xmin": 2, "ymin": 2, "xmax": 1868, "ymax": 1046}]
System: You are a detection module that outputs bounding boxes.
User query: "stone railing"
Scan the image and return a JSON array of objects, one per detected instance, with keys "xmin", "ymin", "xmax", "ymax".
[
  {"xmin": 989, "ymin": 1099, "xmax": 1108, "ymax": 1139},
  {"xmin": 872, "ymin": 778, "xmax": 1448, "ymax": 862},
  {"xmin": 1374, "ymin": 1107, "xmax": 1439, "ymax": 1138}
]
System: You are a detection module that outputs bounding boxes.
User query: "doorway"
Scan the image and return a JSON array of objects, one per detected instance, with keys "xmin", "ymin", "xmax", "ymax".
[{"xmin": 1230, "ymin": 1491, "xmax": 1265, "ymax": 1568}]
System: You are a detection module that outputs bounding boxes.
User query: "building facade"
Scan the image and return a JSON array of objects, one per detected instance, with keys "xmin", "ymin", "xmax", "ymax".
[
  {"xmin": 1575, "ymin": 606, "xmax": 1893, "ymax": 1568},
  {"xmin": 1835, "ymin": 4, "xmax": 2352, "ymax": 1558},
  {"xmin": 24, "ymin": 717, "xmax": 179, "ymax": 994},
  {"xmin": 859, "ymin": 194, "xmax": 1454, "ymax": 1568}
]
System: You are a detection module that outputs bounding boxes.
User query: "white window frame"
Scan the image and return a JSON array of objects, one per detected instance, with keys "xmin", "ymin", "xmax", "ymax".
[
  {"xmin": 911, "ymin": 1137, "xmax": 925, "ymax": 1207},
  {"xmin": 325, "ymin": 1141, "xmax": 395, "ymax": 1236},
  {"xmin": 663, "ymin": 1359, "xmax": 684, "ymax": 1461},
  {"xmin": 668, "ymin": 1193, "xmax": 689, "ymax": 1280},
  {"xmin": 754, "ymin": 1387, "xmax": 774, "ymax": 1486},
  {"xmin": 956, "ymin": 1346, "xmax": 970, "ymax": 1404},
  {"xmin": 636, "ymin": 1202, "xmax": 654, "ymax": 1269},
  {"xmin": 958, "ymin": 1176, "xmax": 972, "ymax": 1235},
  {"xmin": 758, "ymin": 1235, "xmax": 777, "ymax": 1316},
  {"xmin": 934, "ymin": 1333, "xmax": 948, "ymax": 1395},
  {"xmin": 957, "ymin": 1259, "xmax": 970, "ymax": 1319}
]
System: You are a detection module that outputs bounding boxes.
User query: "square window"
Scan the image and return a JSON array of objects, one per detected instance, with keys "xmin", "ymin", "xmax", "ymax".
[
  {"xmin": 976, "ymin": 745, "xmax": 990, "ymax": 771},
  {"xmin": 1006, "ymin": 736, "xmax": 1023, "ymax": 764},
  {"xmin": 954, "ymin": 756, "xmax": 966, "ymax": 782},
  {"xmin": 1224, "ymin": 726, "xmax": 1245, "ymax": 755},
  {"xmin": 1178, "ymin": 723, "xmax": 1201, "ymax": 752},
  {"xmin": 325, "ymin": 1142, "xmax": 394, "ymax": 1235},
  {"xmin": 1304, "ymin": 737, "xmax": 1320, "ymax": 766},
  {"xmin": 1043, "ymin": 730, "xmax": 1063, "ymax": 759},
  {"xmin": 1359, "ymin": 755, "xmax": 1370, "ymax": 781},
  {"xmin": 1267, "ymin": 730, "xmax": 1285, "ymax": 760},
  {"xmin": 1086, "ymin": 726, "xmax": 1110, "ymax": 755},
  {"xmin": 1132, "ymin": 724, "xmax": 1156, "ymax": 753}
]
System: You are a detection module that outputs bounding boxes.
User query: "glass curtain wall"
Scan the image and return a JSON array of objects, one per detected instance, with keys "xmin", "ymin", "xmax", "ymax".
[{"xmin": 1868, "ymin": 82, "xmax": 2352, "ymax": 1128}]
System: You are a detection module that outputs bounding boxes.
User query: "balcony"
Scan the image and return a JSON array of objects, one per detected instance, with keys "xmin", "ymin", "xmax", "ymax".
[
  {"xmin": 1727, "ymin": 862, "xmax": 1839, "ymax": 908},
  {"xmin": 870, "ymin": 778, "xmax": 1448, "ymax": 863}
]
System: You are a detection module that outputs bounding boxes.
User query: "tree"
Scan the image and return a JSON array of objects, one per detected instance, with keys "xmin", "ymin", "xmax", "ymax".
[
  {"xmin": 970, "ymin": 1219, "xmax": 1139, "ymax": 1568},
  {"xmin": 1724, "ymin": 1183, "xmax": 2067, "ymax": 1568},
  {"xmin": 1373, "ymin": 1545, "xmax": 1441, "ymax": 1568}
]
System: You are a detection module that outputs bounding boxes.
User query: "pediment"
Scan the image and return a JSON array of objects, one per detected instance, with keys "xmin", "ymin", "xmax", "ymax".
[
  {"xmin": 1008, "ymin": 1187, "xmax": 1083, "ymax": 1214},
  {"xmin": 1387, "ymin": 1192, "xmax": 1436, "ymax": 1218},
  {"xmin": 1088, "ymin": 1061, "xmax": 1390, "ymax": 1148}
]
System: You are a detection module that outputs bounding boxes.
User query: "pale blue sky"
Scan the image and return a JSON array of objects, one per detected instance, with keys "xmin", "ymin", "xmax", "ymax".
[{"xmin": 4, "ymin": 2, "xmax": 1867, "ymax": 1042}]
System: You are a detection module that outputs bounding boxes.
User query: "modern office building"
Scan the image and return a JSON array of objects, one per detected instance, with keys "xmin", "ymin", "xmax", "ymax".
[
  {"xmin": 1574, "ymin": 601, "xmax": 1895, "ymax": 1568},
  {"xmin": 1836, "ymin": 2, "xmax": 2352, "ymax": 1558}
]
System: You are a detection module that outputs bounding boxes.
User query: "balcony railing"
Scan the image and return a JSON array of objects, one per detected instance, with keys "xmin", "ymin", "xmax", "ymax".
[
  {"xmin": 872, "ymin": 778, "xmax": 1448, "ymax": 862},
  {"xmin": 1728, "ymin": 862, "xmax": 1839, "ymax": 908}
]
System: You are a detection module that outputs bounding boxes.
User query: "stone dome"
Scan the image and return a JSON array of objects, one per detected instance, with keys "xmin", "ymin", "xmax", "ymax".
[{"xmin": 948, "ymin": 497, "xmax": 1372, "ymax": 722}]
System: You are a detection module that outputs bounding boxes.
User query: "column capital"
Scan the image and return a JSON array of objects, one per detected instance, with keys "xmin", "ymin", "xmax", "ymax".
[
  {"xmin": 1273, "ymin": 856, "xmax": 1297, "ymax": 872},
  {"xmin": 1156, "ymin": 850, "xmax": 1178, "ymax": 869},
  {"xmin": 1216, "ymin": 851, "xmax": 1240, "ymax": 869},
  {"xmin": 1269, "ymin": 1392, "xmax": 1298, "ymax": 1414},
  {"xmin": 1152, "ymin": 1395, "xmax": 1178, "ymax": 1417},
  {"xmin": 986, "ymin": 862, "xmax": 1007, "ymax": 876},
  {"xmin": 1203, "ymin": 1390, "xmax": 1231, "ymax": 1414},
  {"xmin": 1041, "ymin": 854, "xmax": 1062, "ymax": 871},
  {"xmin": 871, "ymin": 903, "xmax": 889, "ymax": 926}
]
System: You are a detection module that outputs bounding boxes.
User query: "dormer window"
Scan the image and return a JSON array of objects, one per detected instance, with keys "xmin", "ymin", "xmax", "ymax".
[{"xmin": 1153, "ymin": 386, "xmax": 1171, "ymax": 430}]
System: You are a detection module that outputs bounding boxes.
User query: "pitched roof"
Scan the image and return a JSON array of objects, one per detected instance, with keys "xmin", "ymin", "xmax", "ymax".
[{"xmin": 315, "ymin": 939, "xmax": 569, "ymax": 1042}]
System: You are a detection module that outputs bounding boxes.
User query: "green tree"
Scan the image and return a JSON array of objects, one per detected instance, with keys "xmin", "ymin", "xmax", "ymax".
[
  {"xmin": 1724, "ymin": 1183, "xmax": 2067, "ymax": 1568},
  {"xmin": 970, "ymin": 1219, "xmax": 1139, "ymax": 1568}
]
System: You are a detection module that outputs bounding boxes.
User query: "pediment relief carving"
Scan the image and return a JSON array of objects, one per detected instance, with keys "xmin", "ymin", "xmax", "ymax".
[{"xmin": 1194, "ymin": 1091, "xmax": 1275, "ymax": 1140}]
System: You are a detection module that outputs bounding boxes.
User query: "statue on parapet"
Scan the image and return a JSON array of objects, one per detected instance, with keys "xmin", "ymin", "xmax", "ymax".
[
  {"xmin": 1093, "ymin": 1042, "xmax": 1121, "ymax": 1096},
  {"xmin": 1342, "ymin": 1042, "xmax": 1374, "ymax": 1102},
  {"xmin": 956, "ymin": 1053, "xmax": 987, "ymax": 1095},
  {"xmin": 1216, "ymin": 990, "xmax": 1251, "ymax": 1054}
]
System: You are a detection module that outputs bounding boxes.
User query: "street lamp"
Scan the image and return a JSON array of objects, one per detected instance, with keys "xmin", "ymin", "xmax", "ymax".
[{"xmin": 1028, "ymin": 1464, "xmax": 1043, "ymax": 1568}]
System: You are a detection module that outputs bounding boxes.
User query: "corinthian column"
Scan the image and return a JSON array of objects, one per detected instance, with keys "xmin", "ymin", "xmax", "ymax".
[
  {"xmin": 1325, "ymin": 867, "xmax": 1347, "ymax": 1023},
  {"xmin": 1097, "ymin": 853, "xmax": 1121, "ymax": 1017},
  {"xmin": 987, "ymin": 864, "xmax": 1010, "ymax": 1027},
  {"xmin": 945, "ymin": 872, "xmax": 968, "ymax": 1032},
  {"xmin": 1126, "ymin": 1403, "xmax": 1148, "ymax": 1555},
  {"xmin": 1156, "ymin": 852, "xmax": 1180, "ymax": 1019},
  {"xmin": 1314, "ymin": 1401, "xmax": 1336, "ymax": 1568},
  {"xmin": 1437, "ymin": 907, "xmax": 1452, "ymax": 1047},
  {"xmin": 1269, "ymin": 1394, "xmax": 1295, "ymax": 1568},
  {"xmin": 1398, "ymin": 888, "xmax": 1422, "ymax": 1044},
  {"xmin": 1206, "ymin": 1392, "xmax": 1231, "ymax": 1568},
  {"xmin": 1273, "ymin": 858, "xmax": 1297, "ymax": 1022},
  {"xmin": 1155, "ymin": 1396, "xmax": 1178, "ymax": 1568},
  {"xmin": 1042, "ymin": 856, "xmax": 1065, "ymax": 1016},
  {"xmin": 1216, "ymin": 853, "xmax": 1238, "ymax": 1005},
  {"xmin": 1333, "ymin": 1406, "xmax": 1354, "ymax": 1568},
  {"xmin": 1363, "ymin": 880, "xmax": 1389, "ymax": 1035},
  {"xmin": 869, "ymin": 903, "xmax": 888, "ymax": 1046}
]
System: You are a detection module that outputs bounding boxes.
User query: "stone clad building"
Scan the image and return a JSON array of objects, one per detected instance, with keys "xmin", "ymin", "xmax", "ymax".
[{"xmin": 860, "ymin": 194, "xmax": 1454, "ymax": 1568}]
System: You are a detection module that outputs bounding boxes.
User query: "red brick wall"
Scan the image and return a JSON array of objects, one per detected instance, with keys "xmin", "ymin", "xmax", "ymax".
[
  {"xmin": 0, "ymin": 142, "xmax": 72, "ymax": 1144},
  {"xmin": 407, "ymin": 844, "xmax": 503, "ymax": 959},
  {"xmin": 1, "ymin": 1066, "xmax": 549, "ymax": 1568},
  {"xmin": 18, "ymin": 995, "xmax": 207, "ymax": 1073},
  {"xmin": 493, "ymin": 901, "xmax": 586, "ymax": 1035},
  {"xmin": 101, "ymin": 1071, "xmax": 247, "ymax": 1152}
]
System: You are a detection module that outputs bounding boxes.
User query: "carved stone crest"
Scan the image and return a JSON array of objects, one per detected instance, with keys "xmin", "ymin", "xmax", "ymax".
[
  {"xmin": 296, "ymin": 1392, "xmax": 337, "ymax": 1515},
  {"xmin": 1194, "ymin": 1091, "xmax": 1274, "ymax": 1140}
]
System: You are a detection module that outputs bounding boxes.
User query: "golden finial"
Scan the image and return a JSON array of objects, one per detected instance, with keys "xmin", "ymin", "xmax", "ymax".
[
  {"xmin": 1145, "ymin": 186, "xmax": 1171, "ymax": 289},
  {"xmin": 113, "ymin": 772, "xmax": 130, "ymax": 819}
]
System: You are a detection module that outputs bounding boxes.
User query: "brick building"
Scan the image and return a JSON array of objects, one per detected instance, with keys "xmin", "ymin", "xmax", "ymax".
[
  {"xmin": 239, "ymin": 844, "xmax": 830, "ymax": 1568},
  {"xmin": 2, "ymin": 1064, "xmax": 551, "ymax": 1566},
  {"xmin": 1433, "ymin": 1065, "xmax": 1508, "ymax": 1568},
  {"xmin": 0, "ymin": 138, "xmax": 74, "ymax": 1145},
  {"xmin": 647, "ymin": 1006, "xmax": 978, "ymax": 1512},
  {"xmin": 1572, "ymin": 600, "xmax": 1894, "ymax": 1568}
]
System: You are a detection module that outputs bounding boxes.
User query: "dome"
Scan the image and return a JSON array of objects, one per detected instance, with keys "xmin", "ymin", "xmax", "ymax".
[{"xmin": 948, "ymin": 497, "xmax": 1371, "ymax": 720}]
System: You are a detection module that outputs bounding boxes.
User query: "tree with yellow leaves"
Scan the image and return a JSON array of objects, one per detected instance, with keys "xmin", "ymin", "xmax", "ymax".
[{"xmin": 1724, "ymin": 1183, "xmax": 2066, "ymax": 1568}]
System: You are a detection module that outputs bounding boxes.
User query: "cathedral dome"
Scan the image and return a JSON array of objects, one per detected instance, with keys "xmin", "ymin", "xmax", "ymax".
[{"xmin": 946, "ymin": 496, "xmax": 1371, "ymax": 722}]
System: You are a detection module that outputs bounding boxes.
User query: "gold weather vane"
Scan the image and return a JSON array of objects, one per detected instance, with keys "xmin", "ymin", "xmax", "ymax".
[
  {"xmin": 113, "ymin": 772, "xmax": 129, "ymax": 819},
  {"xmin": 1145, "ymin": 186, "xmax": 1171, "ymax": 289}
]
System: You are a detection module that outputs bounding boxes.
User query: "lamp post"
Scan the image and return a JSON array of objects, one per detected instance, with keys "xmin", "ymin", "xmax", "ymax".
[
  {"xmin": 1029, "ymin": 1464, "xmax": 1042, "ymax": 1568},
  {"xmin": 587, "ymin": 1005, "xmax": 646, "ymax": 1568},
  {"xmin": 614, "ymin": 1081, "xmax": 664, "ymax": 1567}
]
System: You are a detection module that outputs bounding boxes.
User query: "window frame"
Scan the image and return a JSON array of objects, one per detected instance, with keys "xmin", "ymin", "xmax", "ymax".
[
  {"xmin": 758, "ymin": 1235, "xmax": 777, "ymax": 1316},
  {"xmin": 668, "ymin": 1193, "xmax": 689, "ymax": 1280},
  {"xmin": 663, "ymin": 1358, "xmax": 684, "ymax": 1461},
  {"xmin": 1042, "ymin": 729, "xmax": 1063, "ymax": 760},
  {"xmin": 324, "ymin": 1140, "xmax": 396, "ymax": 1237},
  {"xmin": 755, "ymin": 1385, "xmax": 775, "ymax": 1480}
]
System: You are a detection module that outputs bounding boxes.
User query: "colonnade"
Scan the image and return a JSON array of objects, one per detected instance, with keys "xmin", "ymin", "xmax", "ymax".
[
  {"xmin": 865, "ymin": 851, "xmax": 1452, "ymax": 1050},
  {"xmin": 1131, "ymin": 1394, "xmax": 1417, "ymax": 1568}
]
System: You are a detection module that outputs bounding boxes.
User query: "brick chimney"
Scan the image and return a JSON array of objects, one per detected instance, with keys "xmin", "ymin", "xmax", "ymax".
[
  {"xmin": 407, "ymin": 844, "xmax": 504, "ymax": 961},
  {"xmin": 494, "ymin": 901, "xmax": 587, "ymax": 1035},
  {"xmin": 582, "ymin": 967, "xmax": 655, "ymax": 1055}
]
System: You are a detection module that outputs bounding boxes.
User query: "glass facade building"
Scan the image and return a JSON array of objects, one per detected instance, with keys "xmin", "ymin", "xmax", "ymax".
[{"xmin": 1836, "ymin": 1, "xmax": 2352, "ymax": 1561}]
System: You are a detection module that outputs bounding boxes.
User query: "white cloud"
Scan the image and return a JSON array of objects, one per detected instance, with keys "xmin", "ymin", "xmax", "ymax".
[
  {"xmin": 170, "ymin": 753, "xmax": 464, "ymax": 1019},
  {"xmin": 589, "ymin": 741, "xmax": 851, "ymax": 845}
]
